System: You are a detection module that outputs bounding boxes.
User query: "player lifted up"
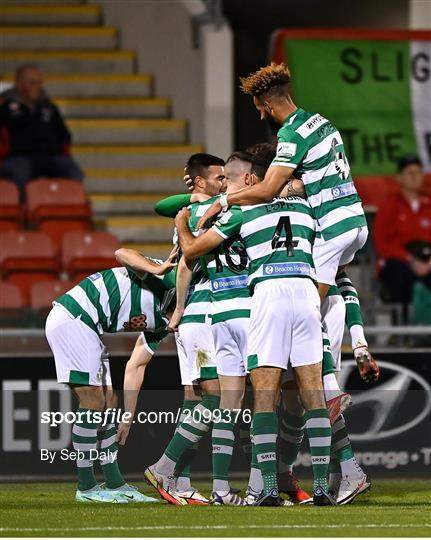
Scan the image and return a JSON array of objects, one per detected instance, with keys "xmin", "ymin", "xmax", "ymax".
[{"xmin": 197, "ymin": 62, "xmax": 378, "ymax": 383}]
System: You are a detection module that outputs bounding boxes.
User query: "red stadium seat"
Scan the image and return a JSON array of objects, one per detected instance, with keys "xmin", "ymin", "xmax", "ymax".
[
  {"xmin": 61, "ymin": 231, "xmax": 120, "ymax": 281},
  {"xmin": 26, "ymin": 178, "xmax": 92, "ymax": 250},
  {"xmin": 29, "ymin": 279, "xmax": 73, "ymax": 310},
  {"xmin": 0, "ymin": 281, "xmax": 27, "ymax": 326},
  {"xmin": 0, "ymin": 281, "xmax": 24, "ymax": 309},
  {"xmin": 29, "ymin": 279, "xmax": 74, "ymax": 322},
  {"xmin": 0, "ymin": 231, "xmax": 59, "ymax": 302},
  {"xmin": 0, "ymin": 179, "xmax": 23, "ymax": 232}
]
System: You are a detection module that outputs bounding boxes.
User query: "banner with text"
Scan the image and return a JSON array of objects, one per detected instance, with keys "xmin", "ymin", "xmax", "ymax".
[{"xmin": 271, "ymin": 29, "xmax": 431, "ymax": 175}]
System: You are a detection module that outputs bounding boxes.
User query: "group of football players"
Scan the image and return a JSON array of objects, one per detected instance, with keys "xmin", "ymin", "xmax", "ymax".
[{"xmin": 46, "ymin": 62, "xmax": 379, "ymax": 506}]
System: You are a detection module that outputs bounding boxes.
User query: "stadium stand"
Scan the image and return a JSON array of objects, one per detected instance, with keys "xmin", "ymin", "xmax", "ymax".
[
  {"xmin": 0, "ymin": 2, "xmax": 197, "ymax": 259},
  {"xmin": 0, "ymin": 281, "xmax": 25, "ymax": 326},
  {"xmin": 61, "ymin": 231, "xmax": 120, "ymax": 282},
  {"xmin": 0, "ymin": 231, "xmax": 58, "ymax": 302},
  {"xmin": 26, "ymin": 178, "xmax": 92, "ymax": 250},
  {"xmin": 29, "ymin": 279, "xmax": 74, "ymax": 323},
  {"xmin": 0, "ymin": 178, "xmax": 23, "ymax": 232}
]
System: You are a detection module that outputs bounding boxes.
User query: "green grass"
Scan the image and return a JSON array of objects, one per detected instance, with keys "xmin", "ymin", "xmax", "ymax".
[{"xmin": 0, "ymin": 480, "xmax": 430, "ymax": 537}]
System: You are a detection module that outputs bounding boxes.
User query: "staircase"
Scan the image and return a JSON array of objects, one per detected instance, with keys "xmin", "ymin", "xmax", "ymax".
[{"xmin": 0, "ymin": 0, "xmax": 202, "ymax": 258}]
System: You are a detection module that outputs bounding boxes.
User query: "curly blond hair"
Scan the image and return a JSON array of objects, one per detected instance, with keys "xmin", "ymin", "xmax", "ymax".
[{"xmin": 240, "ymin": 62, "xmax": 291, "ymax": 99}]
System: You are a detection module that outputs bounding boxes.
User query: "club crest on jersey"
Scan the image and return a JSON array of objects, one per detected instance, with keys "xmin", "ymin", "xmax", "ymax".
[{"xmin": 276, "ymin": 142, "xmax": 296, "ymax": 158}]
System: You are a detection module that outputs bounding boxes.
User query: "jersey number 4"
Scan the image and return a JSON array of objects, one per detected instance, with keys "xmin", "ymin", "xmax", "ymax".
[{"xmin": 272, "ymin": 216, "xmax": 298, "ymax": 256}]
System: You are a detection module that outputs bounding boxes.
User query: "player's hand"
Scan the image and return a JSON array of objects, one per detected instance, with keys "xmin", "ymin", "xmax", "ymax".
[
  {"xmin": 168, "ymin": 307, "xmax": 184, "ymax": 332},
  {"xmin": 155, "ymin": 246, "xmax": 178, "ymax": 275},
  {"xmin": 184, "ymin": 171, "xmax": 194, "ymax": 192},
  {"xmin": 116, "ymin": 421, "xmax": 131, "ymax": 445},
  {"xmin": 175, "ymin": 207, "xmax": 190, "ymax": 228},
  {"xmin": 196, "ymin": 199, "xmax": 222, "ymax": 230}
]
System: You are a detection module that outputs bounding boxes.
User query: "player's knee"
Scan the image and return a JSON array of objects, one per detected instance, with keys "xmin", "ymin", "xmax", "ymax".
[
  {"xmin": 104, "ymin": 386, "xmax": 118, "ymax": 409},
  {"xmin": 80, "ymin": 387, "xmax": 106, "ymax": 411}
]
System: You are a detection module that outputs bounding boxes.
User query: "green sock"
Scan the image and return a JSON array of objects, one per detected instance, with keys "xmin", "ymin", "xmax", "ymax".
[
  {"xmin": 72, "ymin": 408, "xmax": 100, "ymax": 491},
  {"xmin": 331, "ymin": 415, "xmax": 355, "ymax": 462},
  {"xmin": 174, "ymin": 399, "xmax": 201, "ymax": 481},
  {"xmin": 249, "ymin": 425, "xmax": 263, "ymax": 494},
  {"xmin": 336, "ymin": 271, "xmax": 367, "ymax": 347},
  {"xmin": 279, "ymin": 411, "xmax": 304, "ymax": 472},
  {"xmin": 252, "ymin": 412, "xmax": 278, "ymax": 495},
  {"xmin": 162, "ymin": 394, "xmax": 220, "ymax": 468},
  {"xmin": 238, "ymin": 418, "xmax": 251, "ymax": 462},
  {"xmin": 322, "ymin": 329, "xmax": 335, "ymax": 377},
  {"xmin": 330, "ymin": 458, "xmax": 342, "ymax": 474},
  {"xmin": 212, "ymin": 410, "xmax": 236, "ymax": 493},
  {"xmin": 97, "ymin": 423, "xmax": 125, "ymax": 489},
  {"xmin": 304, "ymin": 408, "xmax": 331, "ymax": 491}
]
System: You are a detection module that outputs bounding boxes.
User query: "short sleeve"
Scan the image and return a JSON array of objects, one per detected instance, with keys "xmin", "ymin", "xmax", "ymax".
[
  {"xmin": 212, "ymin": 206, "xmax": 243, "ymax": 240},
  {"xmin": 271, "ymin": 129, "xmax": 308, "ymax": 169}
]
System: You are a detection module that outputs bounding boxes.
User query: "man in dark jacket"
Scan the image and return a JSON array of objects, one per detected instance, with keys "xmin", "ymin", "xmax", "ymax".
[{"xmin": 0, "ymin": 64, "xmax": 83, "ymax": 198}]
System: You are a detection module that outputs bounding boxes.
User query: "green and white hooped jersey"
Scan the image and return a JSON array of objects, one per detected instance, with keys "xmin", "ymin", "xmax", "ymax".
[
  {"xmin": 213, "ymin": 196, "xmax": 316, "ymax": 291},
  {"xmin": 55, "ymin": 266, "xmax": 174, "ymax": 350},
  {"xmin": 271, "ymin": 108, "xmax": 367, "ymax": 241},
  {"xmin": 203, "ymin": 231, "xmax": 251, "ymax": 325},
  {"xmin": 180, "ymin": 197, "xmax": 218, "ymax": 325}
]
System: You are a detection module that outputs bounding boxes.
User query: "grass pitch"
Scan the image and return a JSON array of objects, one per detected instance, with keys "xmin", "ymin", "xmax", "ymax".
[{"xmin": 0, "ymin": 479, "xmax": 430, "ymax": 537}]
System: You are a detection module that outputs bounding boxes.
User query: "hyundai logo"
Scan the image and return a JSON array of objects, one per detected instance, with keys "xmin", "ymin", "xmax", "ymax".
[{"xmin": 338, "ymin": 361, "xmax": 431, "ymax": 441}]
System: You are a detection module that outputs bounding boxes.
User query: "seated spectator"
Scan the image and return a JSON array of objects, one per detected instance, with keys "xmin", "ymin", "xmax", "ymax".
[
  {"xmin": 374, "ymin": 155, "xmax": 431, "ymax": 321},
  {"xmin": 0, "ymin": 64, "xmax": 83, "ymax": 199}
]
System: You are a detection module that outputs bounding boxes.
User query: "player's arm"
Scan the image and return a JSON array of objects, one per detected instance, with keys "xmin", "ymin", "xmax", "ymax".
[
  {"xmin": 154, "ymin": 193, "xmax": 211, "ymax": 218},
  {"xmin": 117, "ymin": 334, "xmax": 153, "ymax": 445},
  {"xmin": 175, "ymin": 208, "xmax": 226, "ymax": 260},
  {"xmin": 168, "ymin": 255, "xmax": 194, "ymax": 332},
  {"xmin": 114, "ymin": 246, "xmax": 177, "ymax": 278},
  {"xmin": 196, "ymin": 166, "xmax": 303, "ymax": 230}
]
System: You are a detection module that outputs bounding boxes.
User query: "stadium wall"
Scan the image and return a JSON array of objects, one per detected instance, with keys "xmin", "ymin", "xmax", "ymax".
[
  {"xmin": 1, "ymin": 350, "xmax": 430, "ymax": 480},
  {"xmin": 91, "ymin": 0, "xmax": 205, "ymax": 146}
]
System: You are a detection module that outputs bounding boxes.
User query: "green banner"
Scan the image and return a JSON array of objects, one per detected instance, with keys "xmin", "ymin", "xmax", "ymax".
[{"xmin": 273, "ymin": 31, "xmax": 431, "ymax": 175}]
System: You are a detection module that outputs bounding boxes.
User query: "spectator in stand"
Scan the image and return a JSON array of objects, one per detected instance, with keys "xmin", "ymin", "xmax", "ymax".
[
  {"xmin": 374, "ymin": 155, "xmax": 431, "ymax": 322},
  {"xmin": 0, "ymin": 64, "xmax": 83, "ymax": 199}
]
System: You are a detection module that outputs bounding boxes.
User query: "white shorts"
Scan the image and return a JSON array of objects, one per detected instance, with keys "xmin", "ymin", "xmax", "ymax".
[
  {"xmin": 320, "ymin": 294, "xmax": 345, "ymax": 372},
  {"xmin": 314, "ymin": 226, "xmax": 368, "ymax": 285},
  {"xmin": 176, "ymin": 320, "xmax": 217, "ymax": 385},
  {"xmin": 45, "ymin": 305, "xmax": 112, "ymax": 387},
  {"xmin": 212, "ymin": 317, "xmax": 249, "ymax": 377},
  {"xmin": 247, "ymin": 278, "xmax": 323, "ymax": 371}
]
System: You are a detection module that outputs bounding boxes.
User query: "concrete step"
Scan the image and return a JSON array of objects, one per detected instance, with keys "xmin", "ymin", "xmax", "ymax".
[
  {"xmin": 0, "ymin": 51, "xmax": 135, "ymax": 74},
  {"xmin": 89, "ymin": 193, "xmax": 172, "ymax": 216},
  {"xmin": 0, "ymin": 74, "xmax": 153, "ymax": 98},
  {"xmin": 69, "ymin": 119, "xmax": 187, "ymax": 145},
  {"xmin": 0, "ymin": 4, "xmax": 101, "ymax": 25},
  {"xmin": 84, "ymin": 168, "xmax": 184, "ymax": 193},
  {"xmin": 74, "ymin": 144, "xmax": 203, "ymax": 168},
  {"xmin": 0, "ymin": 26, "xmax": 117, "ymax": 50},
  {"xmin": 120, "ymin": 242, "xmax": 174, "ymax": 260},
  {"xmin": 99, "ymin": 216, "xmax": 174, "ymax": 243},
  {"xmin": 55, "ymin": 97, "xmax": 170, "ymax": 118}
]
